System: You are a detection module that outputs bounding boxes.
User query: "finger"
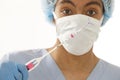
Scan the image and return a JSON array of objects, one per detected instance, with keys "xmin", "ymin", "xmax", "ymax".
[
  {"xmin": 17, "ymin": 64, "xmax": 29, "ymax": 80},
  {"xmin": 8, "ymin": 62, "xmax": 22, "ymax": 80}
]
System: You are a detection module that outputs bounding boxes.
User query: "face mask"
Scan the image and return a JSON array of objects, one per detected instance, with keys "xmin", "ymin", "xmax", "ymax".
[{"xmin": 55, "ymin": 14, "xmax": 103, "ymax": 56}]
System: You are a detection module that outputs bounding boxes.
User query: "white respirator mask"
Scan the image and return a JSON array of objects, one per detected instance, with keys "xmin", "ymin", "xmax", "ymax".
[{"xmin": 55, "ymin": 14, "xmax": 103, "ymax": 56}]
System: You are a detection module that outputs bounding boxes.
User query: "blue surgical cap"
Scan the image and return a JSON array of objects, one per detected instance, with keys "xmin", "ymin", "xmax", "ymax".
[{"xmin": 40, "ymin": 0, "xmax": 114, "ymax": 26}]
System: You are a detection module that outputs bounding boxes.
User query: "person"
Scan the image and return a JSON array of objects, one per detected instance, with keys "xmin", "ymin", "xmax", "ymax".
[{"xmin": 0, "ymin": 0, "xmax": 120, "ymax": 80}]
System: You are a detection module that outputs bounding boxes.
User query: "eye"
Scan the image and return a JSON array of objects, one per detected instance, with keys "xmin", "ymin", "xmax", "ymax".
[
  {"xmin": 61, "ymin": 8, "xmax": 73, "ymax": 16},
  {"xmin": 86, "ymin": 9, "xmax": 97, "ymax": 16}
]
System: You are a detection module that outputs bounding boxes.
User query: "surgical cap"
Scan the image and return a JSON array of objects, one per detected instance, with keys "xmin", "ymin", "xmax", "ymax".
[{"xmin": 40, "ymin": 0, "xmax": 114, "ymax": 26}]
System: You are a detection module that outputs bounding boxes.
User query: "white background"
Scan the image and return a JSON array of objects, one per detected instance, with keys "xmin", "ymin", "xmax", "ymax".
[{"xmin": 0, "ymin": 0, "xmax": 120, "ymax": 66}]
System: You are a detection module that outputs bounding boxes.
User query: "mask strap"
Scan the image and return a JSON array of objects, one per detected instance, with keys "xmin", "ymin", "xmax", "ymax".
[
  {"xmin": 53, "ymin": 12, "xmax": 58, "ymax": 19},
  {"xmin": 48, "ymin": 43, "xmax": 62, "ymax": 53},
  {"xmin": 100, "ymin": 16, "xmax": 104, "ymax": 25}
]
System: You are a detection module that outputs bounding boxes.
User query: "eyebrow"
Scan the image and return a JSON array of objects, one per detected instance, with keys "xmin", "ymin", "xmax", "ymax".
[
  {"xmin": 59, "ymin": 0, "xmax": 102, "ymax": 9},
  {"xmin": 85, "ymin": 1, "xmax": 102, "ymax": 8},
  {"xmin": 60, "ymin": 0, "xmax": 76, "ymax": 7}
]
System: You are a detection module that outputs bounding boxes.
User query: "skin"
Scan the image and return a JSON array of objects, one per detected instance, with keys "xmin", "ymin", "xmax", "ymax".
[{"xmin": 47, "ymin": 0, "xmax": 103, "ymax": 80}]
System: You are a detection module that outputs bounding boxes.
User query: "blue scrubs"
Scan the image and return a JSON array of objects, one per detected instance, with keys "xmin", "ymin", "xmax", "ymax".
[{"xmin": 1, "ymin": 49, "xmax": 120, "ymax": 80}]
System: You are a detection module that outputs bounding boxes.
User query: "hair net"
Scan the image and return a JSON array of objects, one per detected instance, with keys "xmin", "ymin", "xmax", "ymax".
[{"xmin": 40, "ymin": 0, "xmax": 114, "ymax": 26}]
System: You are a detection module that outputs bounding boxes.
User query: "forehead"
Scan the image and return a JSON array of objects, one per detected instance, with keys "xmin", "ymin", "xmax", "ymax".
[{"xmin": 56, "ymin": 0, "xmax": 103, "ymax": 8}]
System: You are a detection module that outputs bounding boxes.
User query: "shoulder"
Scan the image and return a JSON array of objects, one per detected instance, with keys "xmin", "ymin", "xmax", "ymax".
[
  {"xmin": 100, "ymin": 60, "xmax": 120, "ymax": 79},
  {"xmin": 0, "ymin": 49, "xmax": 48, "ymax": 64}
]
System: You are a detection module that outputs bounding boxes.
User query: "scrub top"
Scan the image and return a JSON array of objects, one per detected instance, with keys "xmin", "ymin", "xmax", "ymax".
[{"xmin": 1, "ymin": 49, "xmax": 120, "ymax": 80}]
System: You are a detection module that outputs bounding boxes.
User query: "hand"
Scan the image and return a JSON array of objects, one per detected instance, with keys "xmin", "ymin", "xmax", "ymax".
[{"xmin": 0, "ymin": 61, "xmax": 28, "ymax": 80}]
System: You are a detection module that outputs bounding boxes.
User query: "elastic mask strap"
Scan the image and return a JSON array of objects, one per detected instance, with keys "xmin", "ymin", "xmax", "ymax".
[
  {"xmin": 41, "ymin": 43, "xmax": 62, "ymax": 60},
  {"xmin": 48, "ymin": 43, "xmax": 62, "ymax": 53},
  {"xmin": 53, "ymin": 12, "xmax": 58, "ymax": 20},
  {"xmin": 100, "ymin": 16, "xmax": 104, "ymax": 25}
]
